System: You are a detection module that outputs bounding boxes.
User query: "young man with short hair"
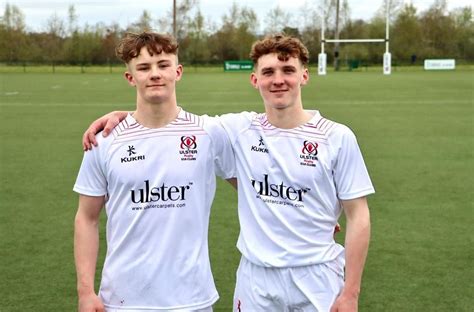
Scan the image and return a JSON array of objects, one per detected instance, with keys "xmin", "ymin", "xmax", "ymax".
[
  {"xmin": 220, "ymin": 35, "xmax": 374, "ymax": 312},
  {"xmin": 74, "ymin": 32, "xmax": 235, "ymax": 312},
  {"xmin": 83, "ymin": 34, "xmax": 374, "ymax": 312}
]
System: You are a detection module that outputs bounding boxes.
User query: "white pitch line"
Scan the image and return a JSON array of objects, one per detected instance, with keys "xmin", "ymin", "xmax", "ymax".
[
  {"xmin": 0, "ymin": 100, "xmax": 471, "ymax": 107},
  {"xmin": 0, "ymin": 102, "xmax": 133, "ymax": 107}
]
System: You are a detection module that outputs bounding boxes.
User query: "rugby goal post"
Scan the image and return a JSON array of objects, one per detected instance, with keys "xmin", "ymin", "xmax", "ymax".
[{"xmin": 318, "ymin": 1, "xmax": 391, "ymax": 75}]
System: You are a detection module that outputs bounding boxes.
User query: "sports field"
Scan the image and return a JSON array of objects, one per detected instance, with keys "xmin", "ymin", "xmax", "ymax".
[{"xmin": 0, "ymin": 67, "xmax": 472, "ymax": 311}]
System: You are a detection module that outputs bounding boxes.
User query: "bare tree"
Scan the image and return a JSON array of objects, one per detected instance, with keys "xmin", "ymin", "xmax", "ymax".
[
  {"xmin": 264, "ymin": 6, "xmax": 292, "ymax": 35},
  {"xmin": 208, "ymin": 3, "xmax": 258, "ymax": 62},
  {"xmin": 45, "ymin": 13, "xmax": 66, "ymax": 70},
  {"xmin": 158, "ymin": 0, "xmax": 198, "ymax": 41},
  {"xmin": 374, "ymin": 0, "xmax": 404, "ymax": 22},
  {"xmin": 67, "ymin": 5, "xmax": 78, "ymax": 36},
  {"xmin": 2, "ymin": 3, "xmax": 26, "ymax": 31},
  {"xmin": 128, "ymin": 10, "xmax": 154, "ymax": 32},
  {"xmin": 0, "ymin": 4, "xmax": 27, "ymax": 63}
]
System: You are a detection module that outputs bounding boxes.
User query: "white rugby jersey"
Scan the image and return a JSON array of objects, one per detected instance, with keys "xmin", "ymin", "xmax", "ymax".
[
  {"xmin": 219, "ymin": 110, "xmax": 374, "ymax": 268},
  {"xmin": 74, "ymin": 110, "xmax": 235, "ymax": 310}
]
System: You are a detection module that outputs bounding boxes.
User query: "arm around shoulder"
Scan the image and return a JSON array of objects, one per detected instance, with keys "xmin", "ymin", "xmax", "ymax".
[{"xmin": 82, "ymin": 111, "xmax": 129, "ymax": 151}]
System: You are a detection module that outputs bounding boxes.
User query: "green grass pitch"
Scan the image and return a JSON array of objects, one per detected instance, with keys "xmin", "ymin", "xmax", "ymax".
[{"xmin": 0, "ymin": 67, "xmax": 472, "ymax": 311}]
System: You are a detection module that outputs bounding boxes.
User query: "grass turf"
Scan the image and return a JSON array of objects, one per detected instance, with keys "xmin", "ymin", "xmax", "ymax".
[{"xmin": 0, "ymin": 68, "xmax": 472, "ymax": 311}]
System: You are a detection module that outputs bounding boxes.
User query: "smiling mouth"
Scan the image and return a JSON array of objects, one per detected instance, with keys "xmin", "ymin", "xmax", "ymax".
[{"xmin": 270, "ymin": 89, "xmax": 288, "ymax": 93}]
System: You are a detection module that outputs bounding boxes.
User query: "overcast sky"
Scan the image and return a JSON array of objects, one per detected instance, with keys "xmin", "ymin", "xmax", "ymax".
[{"xmin": 1, "ymin": 0, "xmax": 471, "ymax": 32}]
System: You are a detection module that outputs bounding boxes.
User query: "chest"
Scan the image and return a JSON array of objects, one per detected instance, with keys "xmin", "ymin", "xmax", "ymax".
[
  {"xmin": 235, "ymin": 130, "xmax": 335, "ymax": 187},
  {"xmin": 106, "ymin": 134, "xmax": 212, "ymax": 188}
]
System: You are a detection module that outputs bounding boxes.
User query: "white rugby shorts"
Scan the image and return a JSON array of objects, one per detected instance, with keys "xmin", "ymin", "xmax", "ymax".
[{"xmin": 233, "ymin": 256, "xmax": 344, "ymax": 312}]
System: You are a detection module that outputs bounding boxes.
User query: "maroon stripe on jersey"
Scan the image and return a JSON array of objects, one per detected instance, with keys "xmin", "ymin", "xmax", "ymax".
[
  {"xmin": 287, "ymin": 128, "xmax": 328, "ymax": 138},
  {"xmin": 112, "ymin": 113, "xmax": 206, "ymax": 144},
  {"xmin": 308, "ymin": 117, "xmax": 335, "ymax": 131},
  {"xmin": 314, "ymin": 117, "xmax": 328, "ymax": 129},
  {"xmin": 250, "ymin": 113, "xmax": 273, "ymax": 129},
  {"xmin": 247, "ymin": 113, "xmax": 335, "ymax": 141},
  {"xmin": 112, "ymin": 128, "xmax": 207, "ymax": 145},
  {"xmin": 276, "ymin": 129, "xmax": 328, "ymax": 141},
  {"xmin": 127, "ymin": 122, "xmax": 141, "ymax": 130}
]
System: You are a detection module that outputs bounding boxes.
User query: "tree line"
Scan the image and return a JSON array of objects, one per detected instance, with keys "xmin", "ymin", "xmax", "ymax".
[{"xmin": 0, "ymin": 0, "xmax": 472, "ymax": 67}]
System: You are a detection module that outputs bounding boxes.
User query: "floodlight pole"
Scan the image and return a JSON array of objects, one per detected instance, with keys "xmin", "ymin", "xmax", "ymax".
[
  {"xmin": 173, "ymin": 0, "xmax": 177, "ymax": 38},
  {"xmin": 334, "ymin": 0, "xmax": 341, "ymax": 71}
]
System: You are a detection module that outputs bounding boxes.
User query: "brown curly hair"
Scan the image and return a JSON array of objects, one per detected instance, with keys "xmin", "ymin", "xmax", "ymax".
[
  {"xmin": 250, "ymin": 34, "xmax": 309, "ymax": 67},
  {"xmin": 116, "ymin": 32, "xmax": 179, "ymax": 64}
]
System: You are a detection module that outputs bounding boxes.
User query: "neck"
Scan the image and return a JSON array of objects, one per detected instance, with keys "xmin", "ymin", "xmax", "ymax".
[
  {"xmin": 265, "ymin": 103, "xmax": 313, "ymax": 129},
  {"xmin": 133, "ymin": 100, "xmax": 180, "ymax": 128}
]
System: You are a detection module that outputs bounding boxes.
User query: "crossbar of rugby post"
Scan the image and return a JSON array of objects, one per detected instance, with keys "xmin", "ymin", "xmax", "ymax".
[
  {"xmin": 318, "ymin": 38, "xmax": 391, "ymax": 75},
  {"xmin": 322, "ymin": 39, "xmax": 386, "ymax": 43}
]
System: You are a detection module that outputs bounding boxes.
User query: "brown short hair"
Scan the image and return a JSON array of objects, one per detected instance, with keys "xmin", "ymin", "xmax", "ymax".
[
  {"xmin": 116, "ymin": 32, "xmax": 179, "ymax": 64},
  {"xmin": 250, "ymin": 34, "xmax": 309, "ymax": 67}
]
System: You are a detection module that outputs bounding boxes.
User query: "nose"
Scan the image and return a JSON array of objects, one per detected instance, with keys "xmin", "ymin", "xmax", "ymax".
[
  {"xmin": 272, "ymin": 71, "xmax": 284, "ymax": 85},
  {"xmin": 150, "ymin": 66, "xmax": 161, "ymax": 79}
]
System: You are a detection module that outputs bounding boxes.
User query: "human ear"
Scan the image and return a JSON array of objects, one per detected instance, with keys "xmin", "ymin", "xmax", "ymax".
[
  {"xmin": 301, "ymin": 68, "xmax": 309, "ymax": 86},
  {"xmin": 124, "ymin": 71, "xmax": 136, "ymax": 87},
  {"xmin": 175, "ymin": 64, "xmax": 183, "ymax": 81},
  {"xmin": 250, "ymin": 72, "xmax": 258, "ymax": 89}
]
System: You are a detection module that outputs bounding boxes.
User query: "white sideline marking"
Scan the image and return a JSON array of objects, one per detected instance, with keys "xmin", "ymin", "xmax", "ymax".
[
  {"xmin": 0, "ymin": 100, "xmax": 471, "ymax": 107},
  {"xmin": 0, "ymin": 102, "xmax": 131, "ymax": 107}
]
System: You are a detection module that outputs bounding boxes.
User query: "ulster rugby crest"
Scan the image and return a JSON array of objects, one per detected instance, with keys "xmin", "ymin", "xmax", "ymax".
[
  {"xmin": 179, "ymin": 135, "xmax": 198, "ymax": 161},
  {"xmin": 299, "ymin": 140, "xmax": 318, "ymax": 167}
]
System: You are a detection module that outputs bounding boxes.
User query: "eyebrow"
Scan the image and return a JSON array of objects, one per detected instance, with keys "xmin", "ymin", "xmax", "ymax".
[
  {"xmin": 260, "ymin": 65, "xmax": 297, "ymax": 72},
  {"xmin": 135, "ymin": 59, "xmax": 172, "ymax": 66},
  {"xmin": 260, "ymin": 67, "xmax": 274, "ymax": 72}
]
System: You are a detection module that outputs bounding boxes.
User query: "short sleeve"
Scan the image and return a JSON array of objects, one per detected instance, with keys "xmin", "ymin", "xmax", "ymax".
[
  {"xmin": 332, "ymin": 126, "xmax": 375, "ymax": 200},
  {"xmin": 73, "ymin": 141, "xmax": 108, "ymax": 196},
  {"xmin": 202, "ymin": 116, "xmax": 236, "ymax": 179}
]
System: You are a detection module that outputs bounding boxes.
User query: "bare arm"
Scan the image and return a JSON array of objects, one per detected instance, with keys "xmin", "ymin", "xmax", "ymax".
[
  {"xmin": 82, "ymin": 111, "xmax": 129, "ymax": 151},
  {"xmin": 74, "ymin": 194, "xmax": 106, "ymax": 312},
  {"xmin": 331, "ymin": 197, "xmax": 370, "ymax": 312}
]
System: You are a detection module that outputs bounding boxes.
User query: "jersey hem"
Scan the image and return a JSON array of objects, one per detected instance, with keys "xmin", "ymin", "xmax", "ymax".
[
  {"xmin": 240, "ymin": 245, "xmax": 345, "ymax": 269},
  {"xmin": 73, "ymin": 185, "xmax": 107, "ymax": 197},
  {"xmin": 103, "ymin": 293, "xmax": 219, "ymax": 311},
  {"xmin": 338, "ymin": 188, "xmax": 375, "ymax": 201}
]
